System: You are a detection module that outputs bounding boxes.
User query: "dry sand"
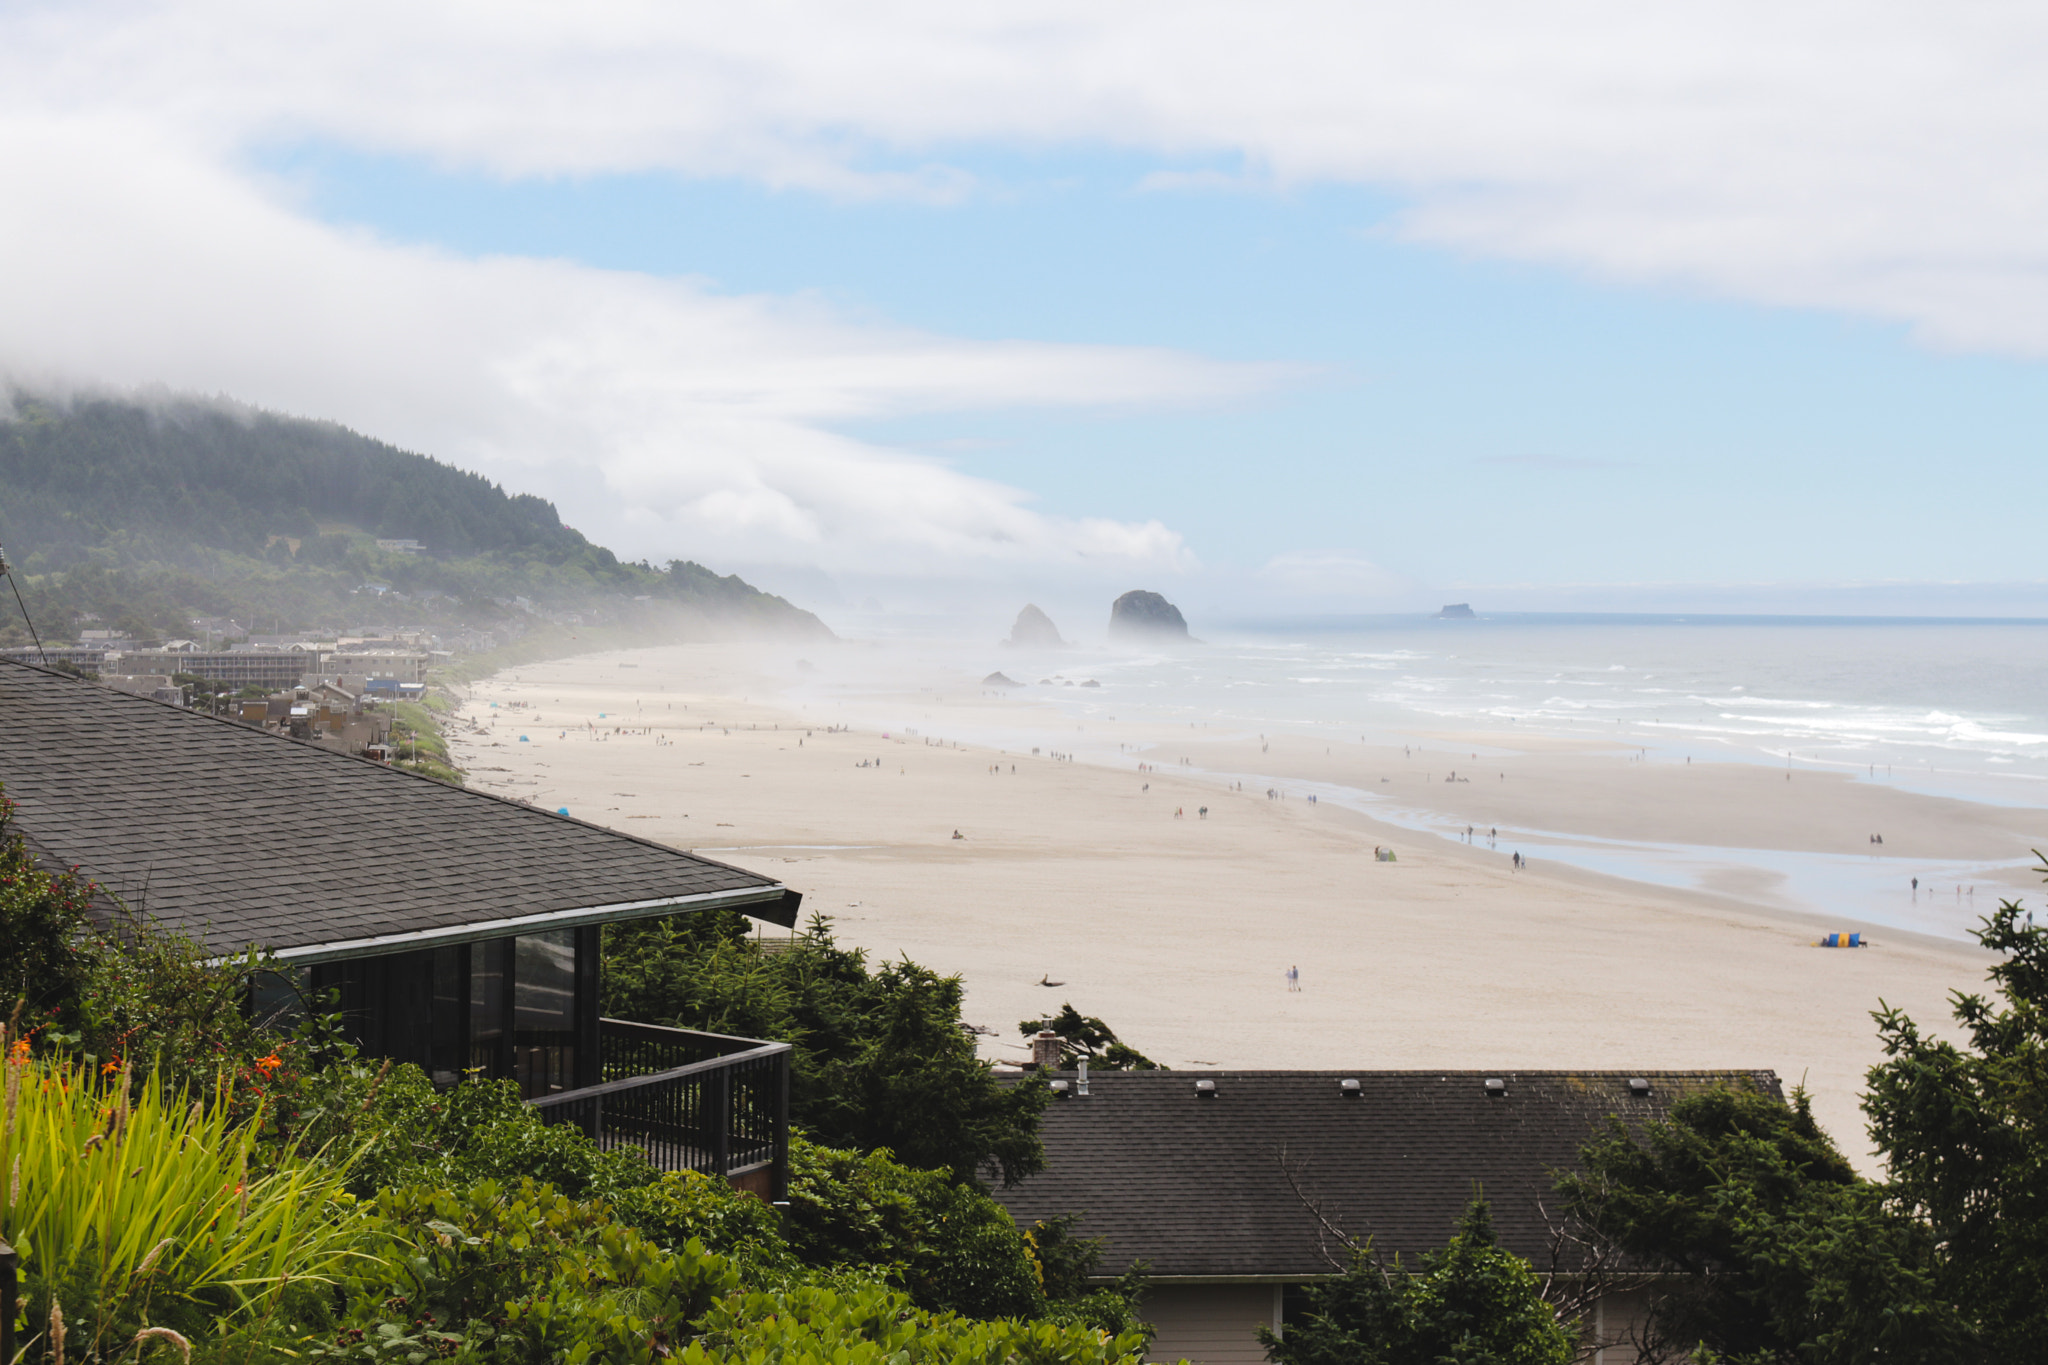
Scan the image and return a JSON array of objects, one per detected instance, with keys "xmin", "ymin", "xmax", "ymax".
[{"xmin": 445, "ymin": 644, "xmax": 2045, "ymax": 1169}]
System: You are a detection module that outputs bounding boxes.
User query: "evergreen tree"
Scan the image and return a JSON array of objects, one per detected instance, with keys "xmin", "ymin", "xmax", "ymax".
[{"xmin": 1866, "ymin": 890, "xmax": 2048, "ymax": 1360}]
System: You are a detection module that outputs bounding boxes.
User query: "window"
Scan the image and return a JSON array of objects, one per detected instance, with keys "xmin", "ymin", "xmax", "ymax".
[{"xmin": 512, "ymin": 929, "xmax": 578, "ymax": 1097}]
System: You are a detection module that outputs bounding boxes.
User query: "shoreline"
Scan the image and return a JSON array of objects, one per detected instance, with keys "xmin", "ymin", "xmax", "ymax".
[{"xmin": 440, "ymin": 642, "xmax": 2027, "ymax": 1170}]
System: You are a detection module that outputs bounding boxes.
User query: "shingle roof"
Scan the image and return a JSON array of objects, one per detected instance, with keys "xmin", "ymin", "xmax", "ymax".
[
  {"xmin": 0, "ymin": 658, "xmax": 794, "ymax": 958},
  {"xmin": 995, "ymin": 1068, "xmax": 1782, "ymax": 1279}
]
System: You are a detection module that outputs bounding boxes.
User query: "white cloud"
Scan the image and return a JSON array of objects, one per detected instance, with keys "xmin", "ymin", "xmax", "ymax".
[
  {"xmin": 11, "ymin": 2, "xmax": 2048, "ymax": 354},
  {"xmin": 9, "ymin": 1, "xmax": 2048, "ymax": 591},
  {"xmin": 1249, "ymin": 551, "xmax": 1418, "ymax": 610},
  {"xmin": 0, "ymin": 112, "xmax": 1266, "ymax": 574}
]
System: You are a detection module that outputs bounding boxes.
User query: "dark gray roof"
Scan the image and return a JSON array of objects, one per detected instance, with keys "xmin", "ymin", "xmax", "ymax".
[
  {"xmin": 0, "ymin": 658, "xmax": 796, "ymax": 959},
  {"xmin": 995, "ymin": 1068, "xmax": 1782, "ymax": 1280}
]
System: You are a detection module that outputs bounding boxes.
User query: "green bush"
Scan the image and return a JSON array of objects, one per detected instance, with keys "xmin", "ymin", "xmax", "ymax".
[
  {"xmin": 1260, "ymin": 1200, "xmax": 1574, "ymax": 1365},
  {"xmin": 682, "ymin": 1280, "xmax": 1150, "ymax": 1365},
  {"xmin": 302, "ymin": 1180, "xmax": 1147, "ymax": 1365},
  {"xmin": 292, "ymin": 1062, "xmax": 662, "ymax": 1202},
  {"xmin": 0, "ymin": 786, "xmax": 99, "ymax": 1024},
  {"xmin": 606, "ymin": 1171, "xmax": 798, "ymax": 1276},
  {"xmin": 780, "ymin": 1137, "xmax": 1046, "ymax": 1322},
  {"xmin": 308, "ymin": 1179, "xmax": 739, "ymax": 1364},
  {"xmin": 604, "ymin": 912, "xmax": 1049, "ymax": 1186}
]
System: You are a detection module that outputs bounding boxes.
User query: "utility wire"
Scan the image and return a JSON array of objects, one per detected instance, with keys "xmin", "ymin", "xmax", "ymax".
[{"xmin": 0, "ymin": 543, "xmax": 47, "ymax": 666}]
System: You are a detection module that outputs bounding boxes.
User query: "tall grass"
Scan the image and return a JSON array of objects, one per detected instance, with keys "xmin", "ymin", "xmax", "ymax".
[{"xmin": 1, "ymin": 1050, "xmax": 367, "ymax": 1358}]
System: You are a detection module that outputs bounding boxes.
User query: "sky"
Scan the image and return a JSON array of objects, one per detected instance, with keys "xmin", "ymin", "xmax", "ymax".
[{"xmin": 5, "ymin": 3, "xmax": 2048, "ymax": 622}]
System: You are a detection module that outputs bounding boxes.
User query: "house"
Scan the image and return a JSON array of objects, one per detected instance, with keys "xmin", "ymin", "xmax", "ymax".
[
  {"xmin": 0, "ymin": 645, "xmax": 110, "ymax": 671},
  {"xmin": 995, "ymin": 1068, "xmax": 1783, "ymax": 1365},
  {"xmin": 0, "ymin": 657, "xmax": 800, "ymax": 1196},
  {"xmin": 101, "ymin": 673, "xmax": 185, "ymax": 705},
  {"xmin": 121, "ymin": 649, "xmax": 331, "ymax": 690},
  {"xmin": 330, "ymin": 647, "xmax": 430, "ymax": 683}
]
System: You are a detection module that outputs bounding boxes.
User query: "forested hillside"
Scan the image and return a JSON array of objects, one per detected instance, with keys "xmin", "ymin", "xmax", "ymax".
[{"xmin": 0, "ymin": 389, "xmax": 827, "ymax": 643}]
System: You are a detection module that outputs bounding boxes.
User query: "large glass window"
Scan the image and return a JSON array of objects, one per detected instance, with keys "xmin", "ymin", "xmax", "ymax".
[
  {"xmin": 471, "ymin": 937, "xmax": 510, "ymax": 1074},
  {"xmin": 515, "ymin": 931, "xmax": 578, "ymax": 1030},
  {"xmin": 512, "ymin": 929, "xmax": 578, "ymax": 1097},
  {"xmin": 430, "ymin": 945, "xmax": 466, "ymax": 1084}
]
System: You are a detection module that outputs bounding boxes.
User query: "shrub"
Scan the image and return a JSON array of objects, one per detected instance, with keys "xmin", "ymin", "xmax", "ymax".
[
  {"xmin": 603, "ymin": 912, "xmax": 1048, "ymax": 1186},
  {"xmin": 683, "ymin": 1280, "xmax": 1150, "ymax": 1365},
  {"xmin": 606, "ymin": 1171, "xmax": 799, "ymax": 1276},
  {"xmin": 780, "ymin": 1137, "xmax": 1047, "ymax": 1322},
  {"xmin": 0, "ymin": 786, "xmax": 99, "ymax": 1024},
  {"xmin": 1260, "ymin": 1200, "xmax": 1574, "ymax": 1365},
  {"xmin": 291, "ymin": 1061, "xmax": 663, "ymax": 1201},
  {"xmin": 309, "ymin": 1179, "xmax": 739, "ymax": 1364}
]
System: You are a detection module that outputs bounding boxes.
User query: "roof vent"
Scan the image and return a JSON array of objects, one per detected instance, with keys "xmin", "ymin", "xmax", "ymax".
[
  {"xmin": 1340, "ymin": 1078, "xmax": 1361, "ymax": 1095},
  {"xmin": 1628, "ymin": 1077, "xmax": 1651, "ymax": 1097},
  {"xmin": 1484, "ymin": 1077, "xmax": 1506, "ymax": 1096},
  {"xmin": 1195, "ymin": 1078, "xmax": 1217, "ymax": 1097},
  {"xmin": 1050, "ymin": 1079, "xmax": 1071, "ymax": 1096}
]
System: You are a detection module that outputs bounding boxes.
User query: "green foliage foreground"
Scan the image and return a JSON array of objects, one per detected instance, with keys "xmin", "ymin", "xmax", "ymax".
[
  {"xmin": 1259, "ymin": 1201, "xmax": 1574, "ymax": 1365},
  {"xmin": 2, "ymin": 1063, "xmax": 1149, "ymax": 1364},
  {"xmin": 602, "ymin": 911, "xmax": 1049, "ymax": 1187},
  {"xmin": 1, "ymin": 1056, "xmax": 363, "ymax": 1361},
  {"xmin": 307, "ymin": 1180, "xmax": 1146, "ymax": 1365}
]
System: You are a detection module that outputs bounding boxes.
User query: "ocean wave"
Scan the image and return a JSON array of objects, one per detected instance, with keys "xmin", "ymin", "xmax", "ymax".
[{"xmin": 1687, "ymin": 694, "xmax": 1832, "ymax": 709}]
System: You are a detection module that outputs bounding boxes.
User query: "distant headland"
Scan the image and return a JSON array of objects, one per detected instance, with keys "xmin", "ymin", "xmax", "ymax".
[{"xmin": 1436, "ymin": 603, "xmax": 1477, "ymax": 619}]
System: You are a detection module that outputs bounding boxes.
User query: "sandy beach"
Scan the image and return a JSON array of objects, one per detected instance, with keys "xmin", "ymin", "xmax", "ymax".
[{"xmin": 444, "ymin": 643, "xmax": 2041, "ymax": 1169}]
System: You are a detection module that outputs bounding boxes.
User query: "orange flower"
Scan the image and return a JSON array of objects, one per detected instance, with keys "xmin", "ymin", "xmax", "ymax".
[
  {"xmin": 254, "ymin": 1054, "xmax": 283, "ymax": 1075},
  {"xmin": 101, "ymin": 1059, "xmax": 122, "ymax": 1076},
  {"xmin": 7, "ymin": 1038, "xmax": 28, "ymax": 1064}
]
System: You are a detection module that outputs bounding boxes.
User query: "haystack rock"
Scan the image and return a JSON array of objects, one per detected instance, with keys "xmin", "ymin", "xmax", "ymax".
[
  {"xmin": 1436, "ymin": 603, "xmax": 1477, "ymax": 619},
  {"xmin": 1109, "ymin": 589, "xmax": 1190, "ymax": 640},
  {"xmin": 1004, "ymin": 603, "xmax": 1066, "ymax": 648},
  {"xmin": 983, "ymin": 671, "xmax": 1022, "ymax": 688}
]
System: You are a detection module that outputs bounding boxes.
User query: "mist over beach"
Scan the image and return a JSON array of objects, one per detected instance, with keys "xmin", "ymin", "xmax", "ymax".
[
  {"xmin": 13, "ymin": 7, "xmax": 2048, "ymax": 1357},
  {"xmin": 444, "ymin": 602, "xmax": 2045, "ymax": 1166}
]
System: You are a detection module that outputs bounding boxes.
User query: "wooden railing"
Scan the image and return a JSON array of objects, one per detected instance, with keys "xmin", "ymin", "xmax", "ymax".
[{"xmin": 528, "ymin": 1019, "xmax": 790, "ymax": 1197}]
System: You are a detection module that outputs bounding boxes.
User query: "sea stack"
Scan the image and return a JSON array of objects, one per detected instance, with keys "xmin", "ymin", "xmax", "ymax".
[
  {"xmin": 1436, "ymin": 603, "xmax": 1477, "ymax": 619},
  {"xmin": 1109, "ymin": 589, "xmax": 1191, "ymax": 641},
  {"xmin": 1005, "ymin": 604, "xmax": 1066, "ymax": 649}
]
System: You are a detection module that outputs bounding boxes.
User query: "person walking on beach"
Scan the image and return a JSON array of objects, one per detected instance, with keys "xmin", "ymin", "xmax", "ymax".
[{"xmin": 1286, "ymin": 964, "xmax": 1300, "ymax": 993}]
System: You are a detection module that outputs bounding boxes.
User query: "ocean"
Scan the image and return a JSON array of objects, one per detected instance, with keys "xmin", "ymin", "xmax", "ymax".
[{"xmin": 795, "ymin": 612, "xmax": 2048, "ymax": 940}]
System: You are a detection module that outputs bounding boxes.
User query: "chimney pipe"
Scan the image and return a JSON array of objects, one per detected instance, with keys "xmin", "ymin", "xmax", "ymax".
[
  {"xmin": 1077, "ymin": 1058, "xmax": 1090, "ymax": 1097},
  {"xmin": 1031, "ymin": 1031, "xmax": 1063, "ymax": 1070}
]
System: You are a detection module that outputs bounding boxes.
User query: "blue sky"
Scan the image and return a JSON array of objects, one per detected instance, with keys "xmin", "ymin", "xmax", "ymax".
[
  {"xmin": 276, "ymin": 145, "xmax": 2048, "ymax": 600},
  {"xmin": 8, "ymin": 5, "xmax": 2048, "ymax": 616}
]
